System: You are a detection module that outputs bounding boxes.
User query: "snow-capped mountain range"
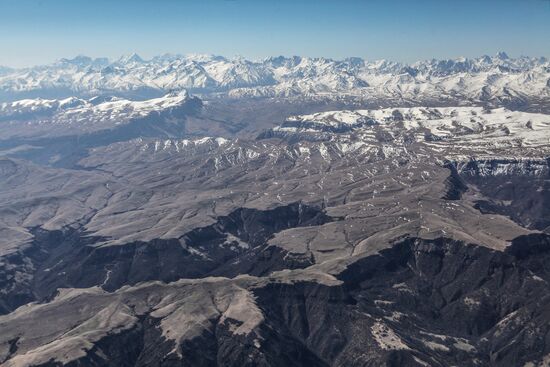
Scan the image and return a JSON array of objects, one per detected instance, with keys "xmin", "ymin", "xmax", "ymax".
[{"xmin": 0, "ymin": 53, "xmax": 548, "ymax": 105}]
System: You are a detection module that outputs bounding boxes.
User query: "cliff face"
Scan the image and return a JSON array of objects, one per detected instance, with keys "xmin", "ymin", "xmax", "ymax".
[
  {"xmin": 2, "ymin": 235, "xmax": 550, "ymax": 367},
  {"xmin": 456, "ymin": 158, "xmax": 550, "ymax": 232}
]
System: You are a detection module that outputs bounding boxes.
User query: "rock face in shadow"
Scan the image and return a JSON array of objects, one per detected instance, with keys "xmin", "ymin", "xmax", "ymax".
[
  {"xmin": 253, "ymin": 235, "xmax": 550, "ymax": 367},
  {"xmin": 442, "ymin": 161, "xmax": 469, "ymax": 200},
  {"xmin": 457, "ymin": 159, "xmax": 550, "ymax": 232},
  {"xmin": 3, "ymin": 235, "xmax": 550, "ymax": 367},
  {"xmin": 0, "ymin": 202, "xmax": 331, "ymax": 313}
]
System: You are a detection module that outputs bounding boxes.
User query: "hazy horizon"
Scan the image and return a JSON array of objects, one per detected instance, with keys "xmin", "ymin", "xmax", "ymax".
[
  {"xmin": 1, "ymin": 0, "xmax": 549, "ymax": 68},
  {"xmin": 2, "ymin": 50, "xmax": 548, "ymax": 69}
]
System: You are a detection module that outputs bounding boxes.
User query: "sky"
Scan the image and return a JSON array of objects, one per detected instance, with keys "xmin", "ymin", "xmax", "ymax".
[{"xmin": 0, "ymin": 0, "xmax": 548, "ymax": 67}]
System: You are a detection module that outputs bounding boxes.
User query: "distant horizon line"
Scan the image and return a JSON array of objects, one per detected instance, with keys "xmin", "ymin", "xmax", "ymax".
[{"xmin": 2, "ymin": 51, "xmax": 549, "ymax": 69}]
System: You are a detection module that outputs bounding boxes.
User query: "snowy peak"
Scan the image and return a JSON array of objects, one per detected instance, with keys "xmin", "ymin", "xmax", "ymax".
[
  {"xmin": 496, "ymin": 51, "xmax": 510, "ymax": 60},
  {"xmin": 117, "ymin": 53, "xmax": 145, "ymax": 65}
]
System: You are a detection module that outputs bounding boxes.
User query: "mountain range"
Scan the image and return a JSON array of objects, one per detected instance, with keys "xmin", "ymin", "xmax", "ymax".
[
  {"xmin": 0, "ymin": 53, "xmax": 548, "ymax": 112},
  {"xmin": 0, "ymin": 53, "xmax": 550, "ymax": 366}
]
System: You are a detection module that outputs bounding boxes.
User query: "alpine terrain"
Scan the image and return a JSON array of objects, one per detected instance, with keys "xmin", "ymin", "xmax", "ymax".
[{"xmin": 0, "ymin": 53, "xmax": 550, "ymax": 367}]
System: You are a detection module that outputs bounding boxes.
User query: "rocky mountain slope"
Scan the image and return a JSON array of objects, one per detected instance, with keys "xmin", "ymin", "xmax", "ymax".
[
  {"xmin": 0, "ymin": 55, "xmax": 550, "ymax": 366},
  {"xmin": 0, "ymin": 91, "xmax": 201, "ymax": 139}
]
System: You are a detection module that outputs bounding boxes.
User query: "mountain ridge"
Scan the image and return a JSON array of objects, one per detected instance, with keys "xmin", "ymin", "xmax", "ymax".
[
  {"xmin": 1, "ymin": 51, "xmax": 550, "ymax": 366},
  {"xmin": 0, "ymin": 53, "xmax": 548, "ymax": 106}
]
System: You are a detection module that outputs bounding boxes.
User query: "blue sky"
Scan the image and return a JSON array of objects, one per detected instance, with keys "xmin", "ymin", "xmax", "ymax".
[{"xmin": 0, "ymin": 0, "xmax": 548, "ymax": 67}]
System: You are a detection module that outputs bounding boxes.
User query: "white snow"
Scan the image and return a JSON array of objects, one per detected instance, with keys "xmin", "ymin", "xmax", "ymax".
[{"xmin": 371, "ymin": 320, "xmax": 410, "ymax": 350}]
